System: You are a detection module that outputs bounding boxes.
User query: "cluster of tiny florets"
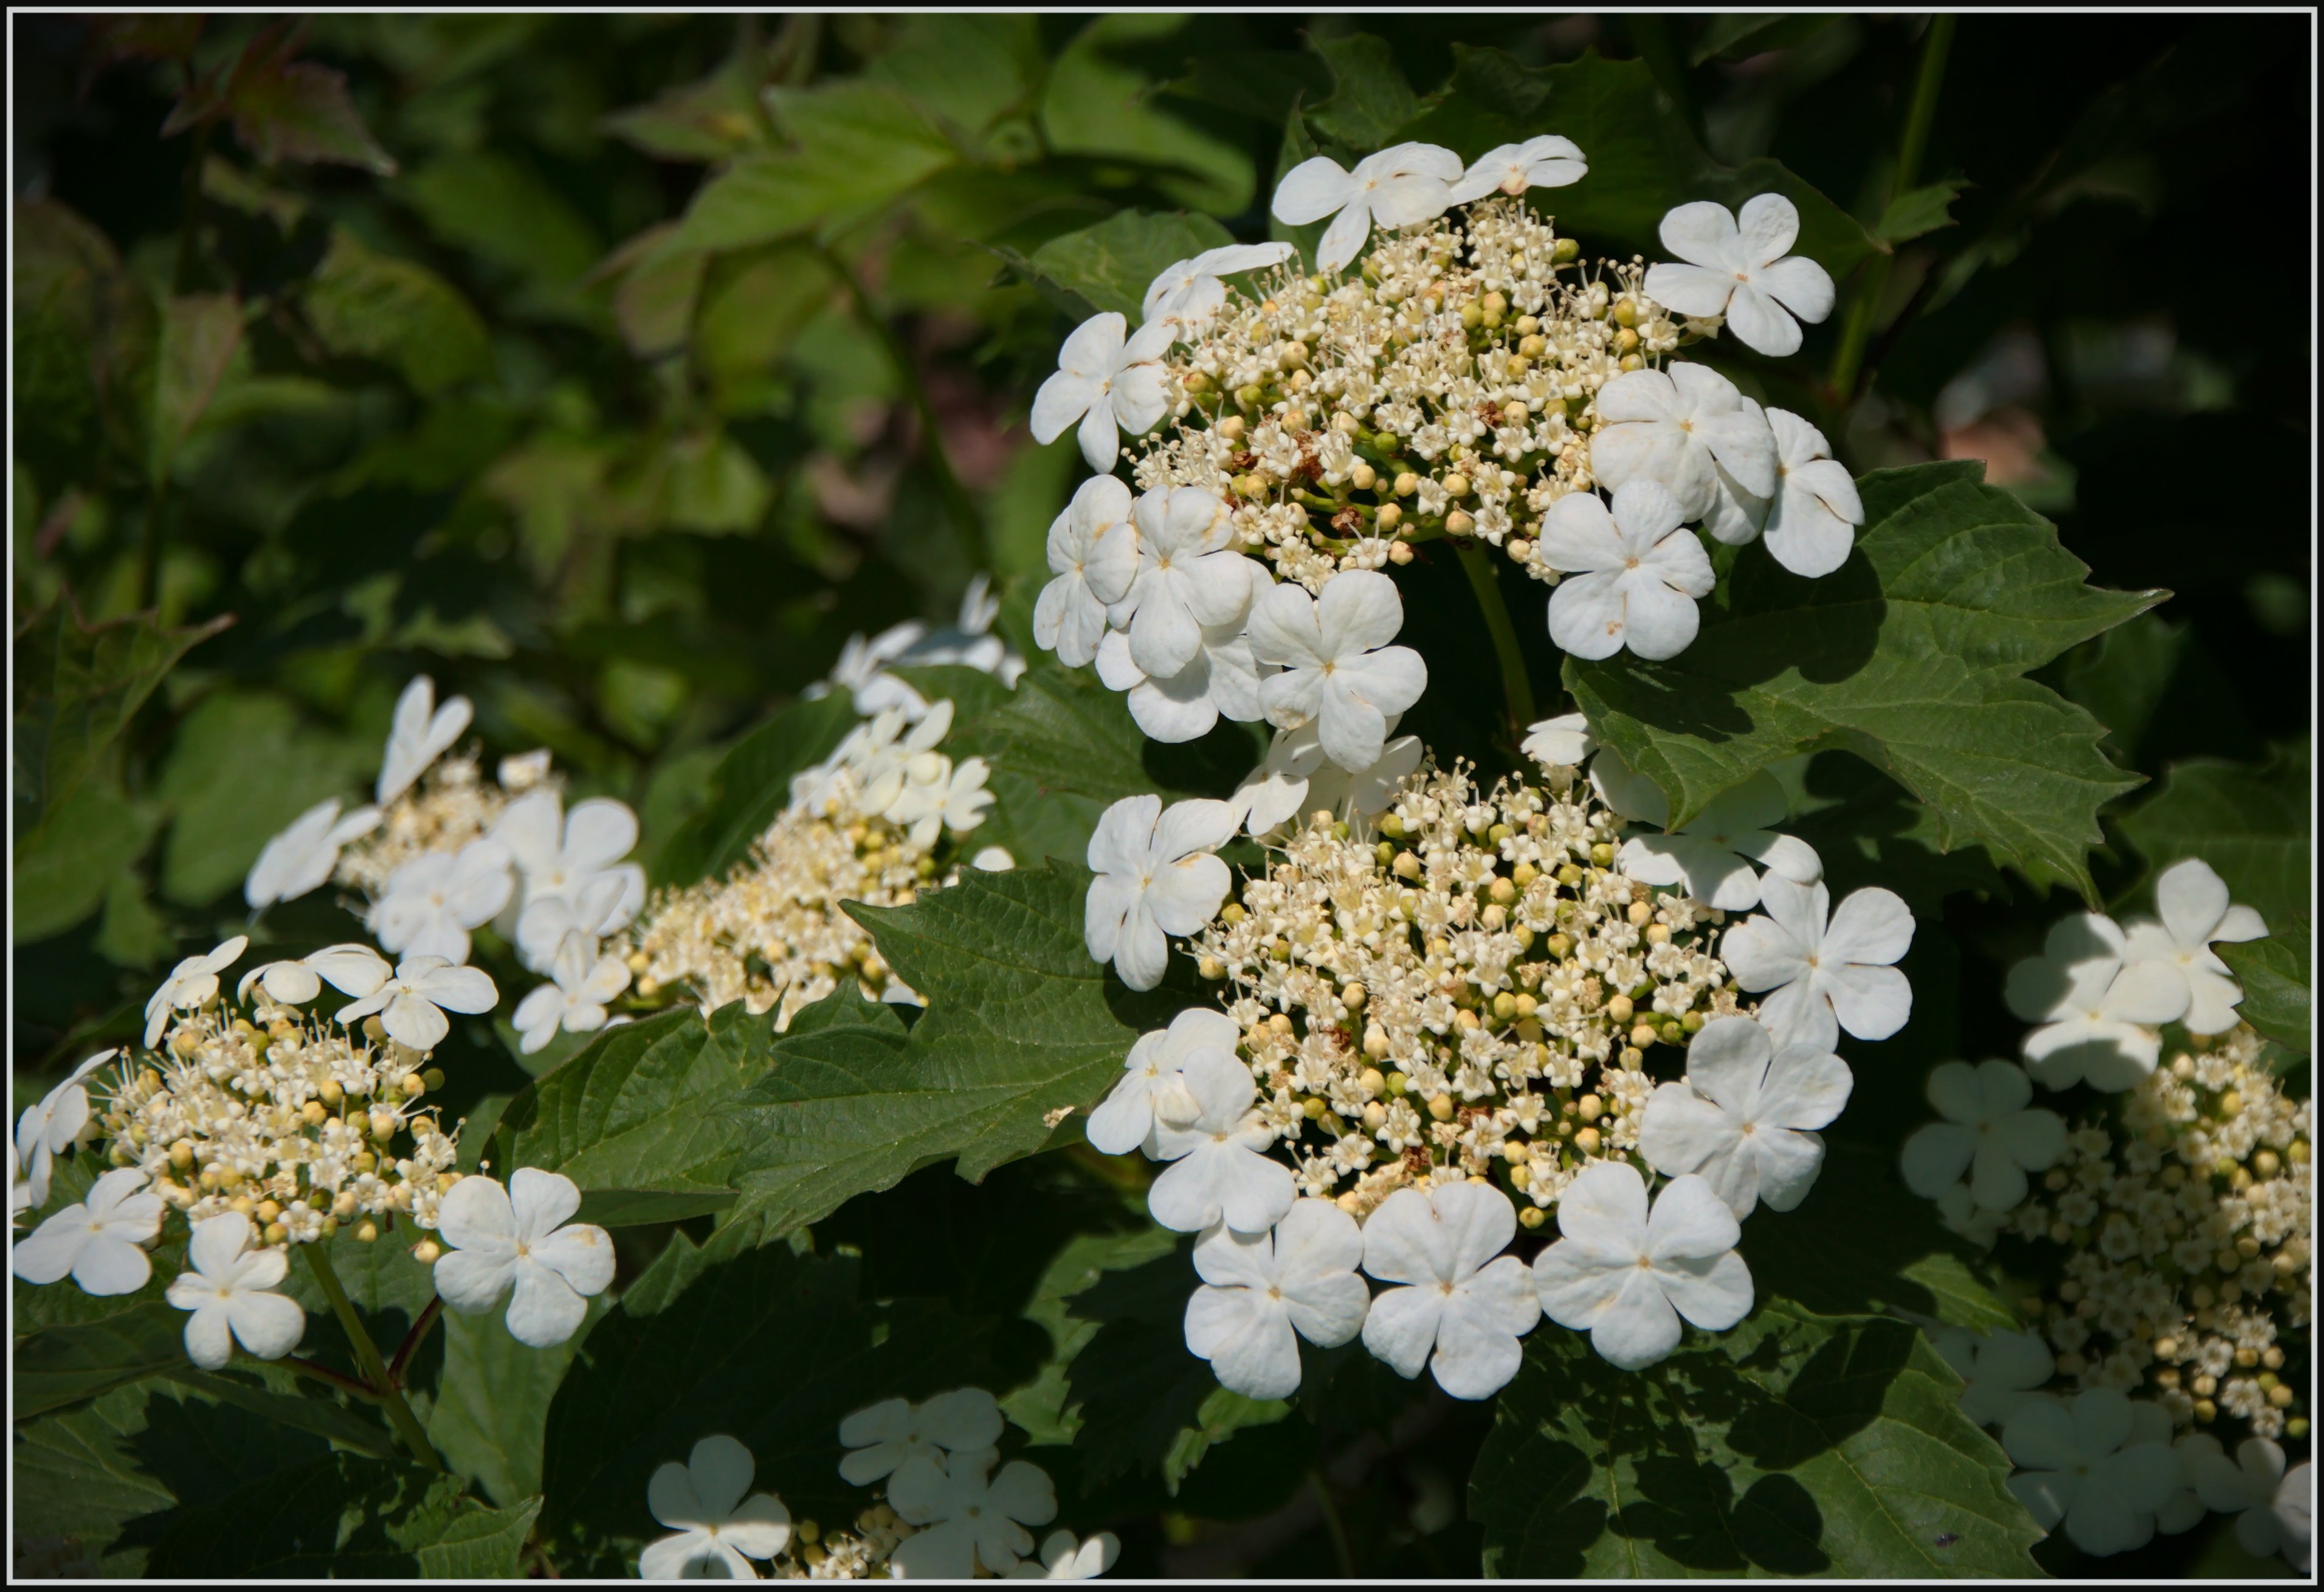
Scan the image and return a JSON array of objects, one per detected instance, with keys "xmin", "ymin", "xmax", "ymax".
[{"xmin": 334, "ymin": 751, "xmax": 524, "ymax": 894}]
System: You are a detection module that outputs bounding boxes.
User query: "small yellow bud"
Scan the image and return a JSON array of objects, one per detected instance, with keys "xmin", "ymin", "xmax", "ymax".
[
  {"xmin": 302, "ymin": 1100, "xmax": 328, "ymax": 1126},
  {"xmin": 1363, "ymin": 1025, "xmax": 1391, "ymax": 1059},
  {"xmin": 1362, "ymin": 1101, "xmax": 1388, "ymax": 1131},
  {"xmin": 356, "ymin": 1221, "xmax": 379, "ymax": 1242},
  {"xmin": 1303, "ymin": 1097, "xmax": 1326, "ymax": 1120},
  {"xmin": 319, "ymin": 1080, "xmax": 343, "ymax": 1108},
  {"xmin": 2194, "ymin": 1398, "xmax": 2218, "ymax": 1423},
  {"xmin": 1518, "ymin": 1204, "xmax": 1547, "ymax": 1229},
  {"xmin": 1374, "ymin": 502, "xmax": 1403, "ymax": 533},
  {"xmin": 1442, "ymin": 472, "xmax": 1472, "ymax": 500},
  {"xmin": 1444, "ymin": 510, "xmax": 1475, "ymax": 538},
  {"xmin": 413, "ymin": 1240, "xmax": 442, "ymax": 1265},
  {"xmin": 1605, "ymin": 994, "xmax": 1634, "ymax": 1024},
  {"xmin": 1393, "ymin": 471, "xmax": 1419, "ymax": 497},
  {"xmin": 1269, "ymin": 1013, "xmax": 1294, "ymax": 1036},
  {"xmin": 1573, "ymin": 1126, "xmax": 1602, "ymax": 1156},
  {"xmin": 1427, "ymin": 1093, "xmax": 1455, "ymax": 1122},
  {"xmin": 1492, "ymin": 991, "xmax": 1519, "ymax": 1022},
  {"xmin": 1386, "ymin": 1070, "xmax": 1409, "ymax": 1096},
  {"xmin": 1393, "ymin": 851, "xmax": 1421, "ymax": 880},
  {"xmin": 263, "ymin": 1222, "xmax": 289, "ymax": 1246},
  {"xmin": 370, "ymin": 1111, "xmax": 398, "ymax": 1140},
  {"xmin": 1342, "ymin": 982, "xmax": 1367, "ymax": 1011},
  {"xmin": 1589, "ymin": 842, "xmax": 1616, "ymax": 867},
  {"xmin": 1350, "ymin": 461, "xmax": 1377, "ymax": 491},
  {"xmin": 362, "ymin": 1016, "xmax": 387, "ymax": 1042},
  {"xmin": 169, "ymin": 1139, "xmax": 195, "ymax": 1169}
]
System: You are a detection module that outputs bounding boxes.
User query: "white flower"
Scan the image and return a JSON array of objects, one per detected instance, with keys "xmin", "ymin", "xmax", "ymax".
[
  {"xmin": 888, "ymin": 1450, "xmax": 1058, "ymax": 1578},
  {"xmin": 1589, "ymin": 364, "xmax": 1777, "ymax": 525},
  {"xmin": 1030, "ymin": 312, "xmax": 1176, "ymax": 471},
  {"xmin": 1146, "ymin": 1049, "xmax": 1295, "ymax": 1235},
  {"xmin": 370, "ymin": 838, "xmax": 514, "ymax": 965},
  {"xmin": 2198, "ymin": 1437, "xmax": 2294, "ymax": 1560},
  {"xmin": 1142, "ymin": 241, "xmax": 1296, "ymax": 330},
  {"xmin": 1033, "ymin": 475, "xmax": 1140, "ymax": 668},
  {"xmin": 1638, "ymin": 1015, "xmax": 1852, "ymax": 1218},
  {"xmin": 1900, "ymin": 1060, "xmax": 2066, "ymax": 1211},
  {"xmin": 10, "ymin": 1167, "xmax": 164, "ymax": 1295},
  {"xmin": 500, "ymin": 748, "xmax": 554, "ymax": 790},
  {"xmin": 1757, "ymin": 409, "xmax": 1863, "ymax": 577},
  {"xmin": 1233, "ymin": 720, "xmax": 1418, "ymax": 835},
  {"xmin": 10, "ymin": 1141, "xmax": 32, "ymax": 1228},
  {"xmin": 1248, "ymin": 570, "xmax": 1428, "ymax": 771},
  {"xmin": 377, "ymin": 674, "xmax": 474, "ymax": 805},
  {"xmin": 1617, "ymin": 770, "xmax": 1821, "ymax": 910},
  {"xmin": 513, "ymin": 934, "xmax": 632, "ymax": 1055},
  {"xmin": 164, "ymin": 1211, "xmax": 305, "ymax": 1370},
  {"xmin": 2002, "ymin": 1388, "xmax": 2178, "ymax": 1557},
  {"xmin": 1271, "ymin": 143, "xmax": 1464, "ymax": 275},
  {"xmin": 972, "ymin": 846, "xmax": 1016, "ymax": 872},
  {"xmin": 1083, "ymin": 794, "xmax": 1237, "ymax": 991},
  {"xmin": 1359, "ymin": 1180, "xmax": 1540, "ymax": 1400},
  {"xmin": 2004, "ymin": 912, "xmax": 2133, "ymax": 1019},
  {"xmin": 237, "ymin": 943, "xmax": 393, "ymax": 1008},
  {"xmin": 244, "ymin": 797, "xmax": 381, "ymax": 909},
  {"xmin": 1094, "ymin": 620, "xmax": 1262, "ymax": 744},
  {"xmin": 1591, "ymin": 742, "xmax": 1670, "ymax": 826},
  {"xmin": 838, "ymin": 1388, "xmax": 1004, "ymax": 1486},
  {"xmin": 1520, "ymin": 712, "xmax": 1594, "ymax": 768},
  {"xmin": 1007, "ymin": 1529, "xmax": 1120, "ymax": 1580},
  {"xmin": 145, "ymin": 936, "xmax": 249, "ymax": 1049},
  {"xmin": 495, "ymin": 790, "xmax": 647, "ymax": 926},
  {"xmin": 1643, "ymin": 195, "xmax": 1836, "ymax": 358},
  {"xmin": 1929, "ymin": 1326, "xmax": 2057, "ymax": 1428},
  {"xmin": 1086, "ymin": 1007, "xmax": 1236, "ymax": 1157},
  {"xmin": 516, "ymin": 869, "xmax": 635, "ymax": 975},
  {"xmin": 13, "ymin": 1049, "xmax": 116, "ymax": 1212},
  {"xmin": 432, "ymin": 1168, "xmax": 615, "ymax": 1348},
  {"xmin": 2121, "ymin": 857, "xmax": 2267, "ymax": 1036},
  {"xmin": 1532, "ymin": 1161, "xmax": 1753, "ymax": 1371},
  {"xmin": 1446, "ymin": 135, "xmax": 1588, "ymax": 204},
  {"xmin": 1184, "ymin": 1199, "xmax": 1368, "ymax": 1399},
  {"xmin": 2018, "ymin": 960, "xmax": 2183, "ymax": 1092},
  {"xmin": 2159, "ymin": 1428, "xmax": 2215, "ymax": 1536},
  {"xmin": 336, "ymin": 955, "xmax": 497, "ymax": 1051},
  {"xmin": 1720, "ymin": 876, "xmax": 1914, "ymax": 1053},
  {"xmin": 1538, "ymin": 481, "xmax": 1716, "ymax": 662},
  {"xmin": 2277, "ymin": 1462, "xmax": 2313, "ymax": 1576},
  {"xmin": 641, "ymin": 1435, "xmax": 793, "ymax": 1580},
  {"xmin": 1108, "ymin": 486, "xmax": 1258, "ymax": 680}
]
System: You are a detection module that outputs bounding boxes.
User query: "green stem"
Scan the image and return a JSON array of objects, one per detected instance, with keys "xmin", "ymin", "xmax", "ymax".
[
  {"xmin": 283, "ymin": 1354, "xmax": 384, "ymax": 1402},
  {"xmin": 303, "ymin": 1242, "xmax": 446, "ymax": 1471},
  {"xmin": 390, "ymin": 1296, "xmax": 444, "ymax": 1387},
  {"xmin": 1310, "ymin": 1470, "xmax": 1356, "ymax": 1578},
  {"xmin": 1455, "ymin": 542, "xmax": 1536, "ymax": 739}
]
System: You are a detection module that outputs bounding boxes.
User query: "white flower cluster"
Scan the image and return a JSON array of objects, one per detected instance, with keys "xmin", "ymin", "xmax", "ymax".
[
  {"xmin": 807, "ymin": 574, "xmax": 1028, "ymax": 723},
  {"xmin": 629, "ymin": 700, "xmax": 1004, "ymax": 1030}
]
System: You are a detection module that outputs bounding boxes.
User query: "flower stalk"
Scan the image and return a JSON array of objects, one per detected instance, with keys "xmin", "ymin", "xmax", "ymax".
[
  {"xmin": 1455, "ymin": 541, "xmax": 1537, "ymax": 739},
  {"xmin": 303, "ymin": 1241, "xmax": 446, "ymax": 1471}
]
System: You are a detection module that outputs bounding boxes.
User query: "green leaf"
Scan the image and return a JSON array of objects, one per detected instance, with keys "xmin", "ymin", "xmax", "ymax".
[
  {"xmin": 1773, "ymin": 753, "xmax": 2009, "ymax": 918},
  {"xmin": 1876, "ymin": 179, "xmax": 1970, "ymax": 244},
  {"xmin": 1688, "ymin": 15, "xmax": 1846, "ymax": 66},
  {"xmin": 1041, "ymin": 15, "xmax": 1255, "ymax": 217},
  {"xmin": 2116, "ymin": 740, "xmax": 2311, "ymax": 928},
  {"xmin": 416, "ymin": 1495, "xmax": 541, "ymax": 1579},
  {"xmin": 601, "ymin": 41, "xmax": 770, "ymax": 162},
  {"xmin": 2057, "ymin": 610, "xmax": 2194, "ymax": 768},
  {"xmin": 728, "ymin": 863, "xmax": 1185, "ymax": 1238},
  {"xmin": 402, "ymin": 152, "xmax": 603, "ymax": 300},
  {"xmin": 13, "ymin": 1301, "xmax": 188, "ymax": 1421},
  {"xmin": 13, "ymin": 197, "xmax": 157, "ymax": 477},
  {"xmin": 10, "ymin": 1383, "xmax": 177, "ymax": 1574},
  {"xmin": 1470, "ymin": 1301, "xmax": 2043, "ymax": 1577},
  {"xmin": 1023, "ymin": 210, "xmax": 1236, "ymax": 323},
  {"xmin": 125, "ymin": 1451, "xmax": 467, "ymax": 1576},
  {"xmin": 149, "ymin": 292, "xmax": 244, "ymax": 481},
  {"xmin": 1569, "ymin": 461, "xmax": 2164, "ymax": 898},
  {"xmin": 1002, "ymin": 1223, "xmax": 1181, "ymax": 1446},
  {"xmin": 213, "ymin": 33, "xmax": 398, "ymax": 176},
  {"xmin": 164, "ymin": 1365, "xmax": 404, "ymax": 1463},
  {"xmin": 1058, "ymin": 1241, "xmax": 1212, "ymax": 1486},
  {"xmin": 305, "ymin": 230, "xmax": 492, "ymax": 395},
  {"xmin": 156, "ymin": 687, "xmax": 374, "ymax": 905},
  {"xmin": 13, "ymin": 780, "xmax": 163, "ymax": 943},
  {"xmin": 676, "ymin": 82, "xmax": 956, "ymax": 252},
  {"xmin": 1307, "ymin": 35, "xmax": 1419, "ymax": 151},
  {"xmin": 650, "ymin": 691, "xmax": 859, "ymax": 886},
  {"xmin": 430, "ymin": 1301, "xmax": 607, "ymax": 1509},
  {"xmin": 2219, "ymin": 915, "xmax": 2310, "ymax": 1055},
  {"xmin": 862, "ymin": 15, "xmax": 1042, "ymax": 143}
]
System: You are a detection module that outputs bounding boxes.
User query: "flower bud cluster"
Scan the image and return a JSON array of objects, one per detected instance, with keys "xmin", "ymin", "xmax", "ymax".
[
  {"xmin": 1188, "ymin": 756, "xmax": 1740, "ymax": 1219},
  {"xmin": 333, "ymin": 751, "xmax": 516, "ymax": 895}
]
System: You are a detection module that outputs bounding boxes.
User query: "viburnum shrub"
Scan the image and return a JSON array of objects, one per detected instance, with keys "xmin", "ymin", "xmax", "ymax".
[{"xmin": 10, "ymin": 15, "xmax": 2311, "ymax": 1584}]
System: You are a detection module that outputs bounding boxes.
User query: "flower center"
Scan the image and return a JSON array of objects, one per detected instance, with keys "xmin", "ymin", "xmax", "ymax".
[{"xmin": 1636, "ymin": 1254, "xmax": 1653, "ymax": 1270}]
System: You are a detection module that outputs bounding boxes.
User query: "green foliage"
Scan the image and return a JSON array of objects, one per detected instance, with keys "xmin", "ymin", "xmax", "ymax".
[
  {"xmin": 303, "ymin": 231, "xmax": 493, "ymax": 395},
  {"xmin": 1308, "ymin": 35, "xmax": 1423, "ymax": 151},
  {"xmin": 165, "ymin": 26, "xmax": 399, "ymax": 176},
  {"xmin": 430, "ymin": 1302, "xmax": 607, "ymax": 1510},
  {"xmin": 2115, "ymin": 740, "xmax": 2311, "ymax": 927},
  {"xmin": 1021, "ymin": 211, "xmax": 1236, "ymax": 322},
  {"xmin": 1469, "ymin": 1302, "xmax": 2043, "ymax": 1577},
  {"xmin": 156, "ymin": 687, "xmax": 375, "ymax": 904},
  {"xmin": 2219, "ymin": 915, "xmax": 2311, "ymax": 1055},
  {"xmin": 677, "ymin": 83, "xmax": 957, "ymax": 252},
  {"xmin": 649, "ymin": 691, "xmax": 858, "ymax": 885},
  {"xmin": 417, "ymin": 1496, "xmax": 543, "ymax": 1579}
]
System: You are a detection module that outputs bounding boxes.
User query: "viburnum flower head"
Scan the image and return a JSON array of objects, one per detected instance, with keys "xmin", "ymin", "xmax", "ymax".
[
  {"xmin": 336, "ymin": 955, "xmax": 497, "ymax": 1050},
  {"xmin": 641, "ymin": 1434, "xmax": 792, "ymax": 1580},
  {"xmin": 1638, "ymin": 1014, "xmax": 1853, "ymax": 1218},
  {"xmin": 369, "ymin": 838, "xmax": 514, "ymax": 964},
  {"xmin": 495, "ymin": 789, "xmax": 646, "ymax": 925},
  {"xmin": 1234, "ymin": 718, "xmax": 1420, "ymax": 835},
  {"xmin": 14, "ymin": 1049, "xmax": 116, "ymax": 1211},
  {"xmin": 513, "ymin": 933, "xmax": 632, "ymax": 1053},
  {"xmin": 11, "ymin": 1167, "xmax": 165, "ymax": 1295},
  {"xmin": 1759, "ymin": 409, "xmax": 1865, "ymax": 577},
  {"xmin": 1539, "ymin": 480, "xmax": 1716, "ymax": 661},
  {"xmin": 1617, "ymin": 769, "xmax": 1822, "ymax": 910},
  {"xmin": 1248, "ymin": 569, "xmax": 1428, "ymax": 771},
  {"xmin": 1271, "ymin": 142, "xmax": 1463, "ymax": 274},
  {"xmin": 2197, "ymin": 1438, "xmax": 2297, "ymax": 1560},
  {"xmin": 2002, "ymin": 1388, "xmax": 2177, "ymax": 1557},
  {"xmin": 515, "ymin": 869, "xmax": 633, "ymax": 976},
  {"xmin": 2122, "ymin": 856, "xmax": 2266, "ymax": 1036},
  {"xmin": 432, "ymin": 1168, "xmax": 615, "ymax": 1348},
  {"xmin": 1359, "ymin": 1180, "xmax": 1540, "ymax": 1400},
  {"xmin": 165, "ymin": 1210, "xmax": 305, "ymax": 1370},
  {"xmin": 1031, "ymin": 311, "xmax": 1175, "ymax": 471},
  {"xmin": 377, "ymin": 674, "xmax": 473, "ymax": 805},
  {"xmin": 244, "ymin": 796, "xmax": 380, "ymax": 908},
  {"xmin": 1142, "ymin": 240, "xmax": 1296, "ymax": 329},
  {"xmin": 1900, "ymin": 1060, "xmax": 2066, "ymax": 1212},
  {"xmin": 1008, "ymin": 1530, "xmax": 1120, "ymax": 1580},
  {"xmin": 1146, "ymin": 1049, "xmax": 1296, "ymax": 1235},
  {"xmin": 888, "ymin": 1450, "xmax": 1058, "ymax": 1578},
  {"xmin": 1446, "ymin": 134, "xmax": 1588, "ymax": 204},
  {"xmin": 1087, "ymin": 1007, "xmax": 1238, "ymax": 1157},
  {"xmin": 238, "ymin": 943, "xmax": 392, "ymax": 1007},
  {"xmin": 1095, "ymin": 618, "xmax": 1261, "ymax": 744},
  {"xmin": 1533, "ymin": 1162, "xmax": 1753, "ymax": 1370},
  {"xmin": 145, "ymin": 936, "xmax": 248, "ymax": 1048},
  {"xmin": 1109, "ymin": 485, "xmax": 1257, "ymax": 680},
  {"xmin": 1083, "ymin": 794, "xmax": 1237, "ymax": 991},
  {"xmin": 1184, "ymin": 1199, "xmax": 1369, "ymax": 1399},
  {"xmin": 1034, "ymin": 475, "xmax": 1139, "ymax": 669},
  {"xmin": 1589, "ymin": 363, "xmax": 1777, "ymax": 527},
  {"xmin": 1644, "ymin": 194, "xmax": 1836, "ymax": 358},
  {"xmin": 1929, "ymin": 1325, "xmax": 2058, "ymax": 1428},
  {"xmin": 838, "ymin": 1387, "xmax": 1004, "ymax": 1486},
  {"xmin": 1720, "ymin": 876, "xmax": 1914, "ymax": 1053}
]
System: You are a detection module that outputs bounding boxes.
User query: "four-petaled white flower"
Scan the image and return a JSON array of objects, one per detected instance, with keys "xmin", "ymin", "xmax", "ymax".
[
  {"xmin": 1618, "ymin": 770, "xmax": 1822, "ymax": 910},
  {"xmin": 1142, "ymin": 241, "xmax": 1295, "ymax": 331},
  {"xmin": 1030, "ymin": 312, "xmax": 1176, "ymax": 471},
  {"xmin": 1929, "ymin": 1325, "xmax": 2057, "ymax": 1428},
  {"xmin": 432, "ymin": 1167, "xmax": 615, "ymax": 1348},
  {"xmin": 2002, "ymin": 1387, "xmax": 2177, "ymax": 1557},
  {"xmin": 1539, "ymin": 481, "xmax": 1717, "ymax": 661},
  {"xmin": 1644, "ymin": 195, "xmax": 1836, "ymax": 358},
  {"xmin": 1900, "ymin": 1060, "xmax": 2066, "ymax": 1211},
  {"xmin": 12, "ymin": 1166, "xmax": 165, "ymax": 1295},
  {"xmin": 337, "ymin": 956, "xmax": 498, "ymax": 1051},
  {"xmin": 145, "ymin": 936, "xmax": 249, "ymax": 1049},
  {"xmin": 1532, "ymin": 1161, "xmax": 1753, "ymax": 1370},
  {"xmin": 1234, "ymin": 720, "xmax": 1419, "ymax": 835},
  {"xmin": 1184, "ymin": 1199, "xmax": 1369, "ymax": 1399},
  {"xmin": 2197, "ymin": 1437, "xmax": 2296, "ymax": 1561},
  {"xmin": 2121, "ymin": 856, "xmax": 2266, "ymax": 1036},
  {"xmin": 244, "ymin": 797, "xmax": 381, "ymax": 909},
  {"xmin": 1447, "ymin": 135, "xmax": 1588, "ymax": 204},
  {"xmin": 2277, "ymin": 1461, "xmax": 2313, "ymax": 1576},
  {"xmin": 1007, "ymin": 1529, "xmax": 1120, "ymax": 1580},
  {"xmin": 1083, "ymin": 794, "xmax": 1238, "ymax": 991},
  {"xmin": 1589, "ymin": 363, "xmax": 1777, "ymax": 528},
  {"xmin": 1272, "ymin": 143, "xmax": 1464, "ymax": 275},
  {"xmin": 1146, "ymin": 1050, "xmax": 1295, "ymax": 1235},
  {"xmin": 1095, "ymin": 620, "xmax": 1263, "ymax": 745},
  {"xmin": 1720, "ymin": 877, "xmax": 1914, "ymax": 1053},
  {"xmin": 13, "ymin": 1049, "xmax": 116, "ymax": 1212},
  {"xmin": 2017, "ymin": 959, "xmax": 2184, "ymax": 1092},
  {"xmin": 1248, "ymin": 570, "xmax": 1427, "ymax": 771},
  {"xmin": 495, "ymin": 790, "xmax": 647, "ymax": 926},
  {"xmin": 515, "ymin": 869, "xmax": 633, "ymax": 976},
  {"xmin": 889, "ymin": 1450, "xmax": 1058, "ymax": 1579},
  {"xmin": 238, "ymin": 943, "xmax": 393, "ymax": 1008},
  {"xmin": 378, "ymin": 674, "xmax": 474, "ymax": 805},
  {"xmin": 370, "ymin": 839, "xmax": 514, "ymax": 965},
  {"xmin": 513, "ymin": 934, "xmax": 632, "ymax": 1054},
  {"xmin": 1087, "ymin": 1007, "xmax": 1236, "ymax": 1157},
  {"xmin": 641, "ymin": 1434, "xmax": 793, "ymax": 1580},
  {"xmin": 165, "ymin": 1211, "xmax": 305, "ymax": 1369},
  {"xmin": 838, "ymin": 1387, "xmax": 1004, "ymax": 1486},
  {"xmin": 1638, "ymin": 1015, "xmax": 1852, "ymax": 1218},
  {"xmin": 1758, "ymin": 409, "xmax": 1864, "ymax": 577},
  {"xmin": 1034, "ymin": 475, "xmax": 1140, "ymax": 668},
  {"xmin": 1359, "ymin": 1180, "xmax": 1540, "ymax": 1400},
  {"xmin": 1109, "ymin": 486, "xmax": 1258, "ymax": 680}
]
